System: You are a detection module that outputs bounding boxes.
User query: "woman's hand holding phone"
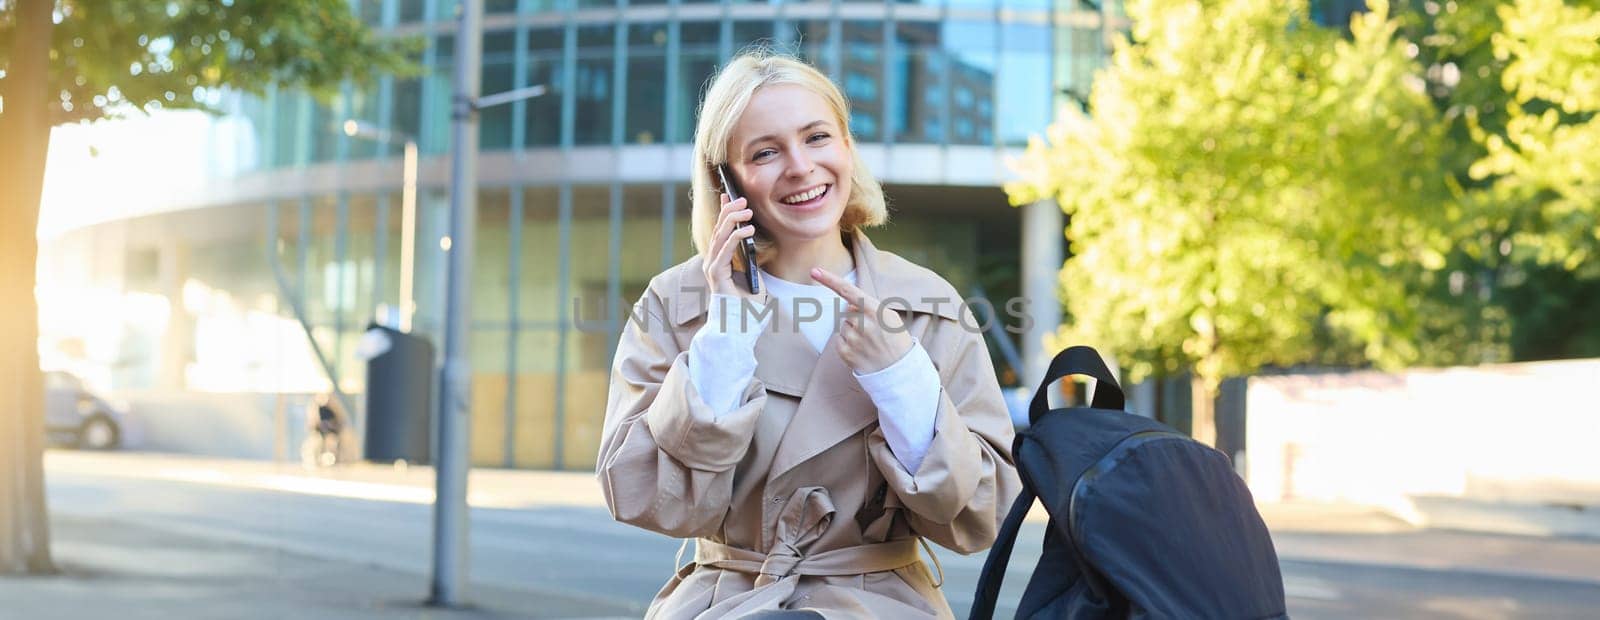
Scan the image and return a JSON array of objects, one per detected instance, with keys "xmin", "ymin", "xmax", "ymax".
[{"xmin": 704, "ymin": 192, "xmax": 766, "ymax": 300}]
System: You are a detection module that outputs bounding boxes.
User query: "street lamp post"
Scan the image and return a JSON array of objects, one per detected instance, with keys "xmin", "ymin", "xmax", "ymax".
[
  {"xmin": 342, "ymin": 120, "xmax": 419, "ymax": 333},
  {"xmin": 432, "ymin": 1, "xmax": 548, "ymax": 607}
]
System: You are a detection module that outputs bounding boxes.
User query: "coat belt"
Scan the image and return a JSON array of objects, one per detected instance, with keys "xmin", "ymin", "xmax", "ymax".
[{"xmin": 694, "ymin": 537, "xmax": 921, "ymax": 583}]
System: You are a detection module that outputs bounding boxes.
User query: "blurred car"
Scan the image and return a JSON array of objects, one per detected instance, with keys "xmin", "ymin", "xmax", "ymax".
[{"xmin": 44, "ymin": 371, "xmax": 127, "ymax": 450}]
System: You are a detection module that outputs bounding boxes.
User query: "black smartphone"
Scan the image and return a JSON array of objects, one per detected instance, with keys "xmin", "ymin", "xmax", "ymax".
[{"xmin": 717, "ymin": 164, "xmax": 761, "ymax": 295}]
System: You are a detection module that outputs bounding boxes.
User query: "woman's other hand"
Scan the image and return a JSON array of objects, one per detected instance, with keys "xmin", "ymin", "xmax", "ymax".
[
  {"xmin": 704, "ymin": 192, "xmax": 766, "ymax": 299},
  {"xmin": 811, "ymin": 267, "xmax": 916, "ymax": 375}
]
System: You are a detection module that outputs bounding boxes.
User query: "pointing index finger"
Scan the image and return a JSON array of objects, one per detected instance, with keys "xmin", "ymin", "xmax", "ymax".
[{"xmin": 812, "ymin": 267, "xmax": 875, "ymax": 309}]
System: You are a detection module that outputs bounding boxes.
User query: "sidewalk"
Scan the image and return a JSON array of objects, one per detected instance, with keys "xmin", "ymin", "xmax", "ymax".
[
  {"xmin": 43, "ymin": 450, "xmax": 605, "ymax": 510},
  {"xmin": 1407, "ymin": 494, "xmax": 1600, "ymax": 540},
  {"xmin": 37, "ymin": 450, "xmax": 1600, "ymax": 591},
  {"xmin": 0, "ymin": 513, "xmax": 637, "ymax": 620},
  {"xmin": 49, "ymin": 451, "xmax": 1599, "ymax": 539}
]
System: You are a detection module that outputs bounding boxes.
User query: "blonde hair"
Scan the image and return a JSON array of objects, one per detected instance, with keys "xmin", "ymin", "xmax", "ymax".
[{"xmin": 689, "ymin": 48, "xmax": 888, "ymax": 272}]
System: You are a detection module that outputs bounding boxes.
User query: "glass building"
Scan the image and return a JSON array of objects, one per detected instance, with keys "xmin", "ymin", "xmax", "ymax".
[{"xmin": 38, "ymin": 0, "xmax": 1118, "ymax": 470}]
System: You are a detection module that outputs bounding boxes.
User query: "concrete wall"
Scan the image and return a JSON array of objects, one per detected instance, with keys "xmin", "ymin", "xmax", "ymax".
[{"xmin": 1245, "ymin": 358, "xmax": 1600, "ymax": 508}]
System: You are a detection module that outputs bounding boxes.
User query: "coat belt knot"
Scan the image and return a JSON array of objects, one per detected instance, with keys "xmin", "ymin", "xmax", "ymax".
[
  {"xmin": 758, "ymin": 540, "xmax": 804, "ymax": 584},
  {"xmin": 693, "ymin": 486, "xmax": 924, "ymax": 587}
]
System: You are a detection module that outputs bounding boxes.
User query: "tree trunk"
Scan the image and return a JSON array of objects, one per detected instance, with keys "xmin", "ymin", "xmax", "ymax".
[
  {"xmin": 0, "ymin": 0, "xmax": 58, "ymax": 575},
  {"xmin": 1189, "ymin": 375, "xmax": 1218, "ymax": 447}
]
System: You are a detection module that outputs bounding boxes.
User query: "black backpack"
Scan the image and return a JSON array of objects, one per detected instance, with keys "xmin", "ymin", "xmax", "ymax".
[{"xmin": 970, "ymin": 346, "xmax": 1287, "ymax": 619}]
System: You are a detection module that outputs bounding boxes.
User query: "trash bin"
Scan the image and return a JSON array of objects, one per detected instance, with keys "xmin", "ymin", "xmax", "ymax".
[{"xmin": 360, "ymin": 323, "xmax": 434, "ymax": 464}]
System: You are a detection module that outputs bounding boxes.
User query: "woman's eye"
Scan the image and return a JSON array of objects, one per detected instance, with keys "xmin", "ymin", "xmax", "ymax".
[
  {"xmin": 808, "ymin": 132, "xmax": 830, "ymax": 143},
  {"xmin": 753, "ymin": 149, "xmax": 776, "ymax": 161}
]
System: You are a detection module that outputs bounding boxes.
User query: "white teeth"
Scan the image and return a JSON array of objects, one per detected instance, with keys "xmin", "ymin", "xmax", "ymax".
[{"xmin": 781, "ymin": 185, "xmax": 827, "ymax": 204}]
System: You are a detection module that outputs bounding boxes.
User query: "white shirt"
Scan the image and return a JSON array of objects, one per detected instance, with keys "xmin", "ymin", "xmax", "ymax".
[
  {"xmin": 685, "ymin": 267, "xmax": 941, "ymax": 472},
  {"xmin": 759, "ymin": 265, "xmax": 855, "ymax": 353}
]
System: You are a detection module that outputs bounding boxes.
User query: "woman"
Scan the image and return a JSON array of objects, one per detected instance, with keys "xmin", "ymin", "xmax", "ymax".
[{"xmin": 596, "ymin": 50, "xmax": 1020, "ymax": 619}]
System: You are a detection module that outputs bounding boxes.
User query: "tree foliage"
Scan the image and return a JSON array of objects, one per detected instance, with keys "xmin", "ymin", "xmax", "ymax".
[
  {"xmin": 1390, "ymin": 0, "xmax": 1600, "ymax": 364},
  {"xmin": 0, "ymin": 0, "xmax": 421, "ymax": 123},
  {"xmin": 1469, "ymin": 0, "xmax": 1600, "ymax": 269},
  {"xmin": 1007, "ymin": 0, "xmax": 1451, "ymax": 393}
]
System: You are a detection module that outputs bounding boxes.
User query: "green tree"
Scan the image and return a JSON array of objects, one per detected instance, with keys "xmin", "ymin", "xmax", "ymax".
[
  {"xmin": 1391, "ymin": 0, "xmax": 1600, "ymax": 366},
  {"xmin": 1385, "ymin": 0, "xmax": 1515, "ymax": 366},
  {"xmin": 0, "ymin": 0, "xmax": 417, "ymax": 574},
  {"xmin": 1470, "ymin": 0, "xmax": 1599, "ymax": 268},
  {"xmin": 1386, "ymin": 0, "xmax": 1600, "ymax": 365},
  {"xmin": 1006, "ymin": 0, "xmax": 1452, "ymax": 444}
]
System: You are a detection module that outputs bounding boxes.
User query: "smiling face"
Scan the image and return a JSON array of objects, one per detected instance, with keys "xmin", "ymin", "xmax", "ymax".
[{"xmin": 725, "ymin": 83, "xmax": 855, "ymax": 248}]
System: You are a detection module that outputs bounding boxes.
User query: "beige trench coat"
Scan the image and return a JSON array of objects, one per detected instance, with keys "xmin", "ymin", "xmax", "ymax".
[{"xmin": 596, "ymin": 229, "xmax": 1021, "ymax": 619}]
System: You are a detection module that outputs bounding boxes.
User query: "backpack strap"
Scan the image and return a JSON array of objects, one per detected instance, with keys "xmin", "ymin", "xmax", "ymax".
[
  {"xmin": 1030, "ymin": 346, "xmax": 1124, "ymax": 424},
  {"xmin": 968, "ymin": 485, "xmax": 1035, "ymax": 620}
]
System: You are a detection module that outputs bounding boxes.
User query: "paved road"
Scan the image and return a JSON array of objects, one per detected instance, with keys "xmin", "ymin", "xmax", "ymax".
[
  {"xmin": 6, "ymin": 514, "xmax": 634, "ymax": 619},
  {"xmin": 44, "ymin": 462, "xmax": 1600, "ymax": 618}
]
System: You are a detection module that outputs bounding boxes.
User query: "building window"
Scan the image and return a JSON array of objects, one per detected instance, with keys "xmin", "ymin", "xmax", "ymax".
[
  {"xmin": 733, "ymin": 20, "xmax": 774, "ymax": 54},
  {"xmin": 676, "ymin": 22, "xmax": 721, "ymax": 144},
  {"xmin": 845, "ymin": 72, "xmax": 879, "ymax": 103},
  {"xmin": 852, "ymin": 112, "xmax": 879, "ymax": 139},
  {"xmin": 999, "ymin": 21, "xmax": 1050, "ymax": 146},
  {"xmin": 944, "ymin": 20, "xmax": 997, "ymax": 146},
  {"xmin": 399, "ymin": 0, "xmax": 424, "ymax": 23},
  {"xmin": 955, "ymin": 86, "xmax": 974, "ymax": 109},
  {"xmin": 783, "ymin": 20, "xmax": 834, "ymax": 76},
  {"xmin": 894, "ymin": 22, "xmax": 946, "ymax": 144},
  {"xmin": 271, "ymin": 91, "xmax": 301, "ymax": 168},
  {"xmin": 480, "ymin": 30, "xmax": 517, "ymax": 151},
  {"xmin": 574, "ymin": 25, "xmax": 615, "ymax": 146},
  {"xmin": 626, "ymin": 23, "xmax": 668, "ymax": 144},
  {"xmin": 843, "ymin": 21, "xmax": 883, "ymax": 141},
  {"xmin": 525, "ymin": 26, "xmax": 565, "ymax": 148}
]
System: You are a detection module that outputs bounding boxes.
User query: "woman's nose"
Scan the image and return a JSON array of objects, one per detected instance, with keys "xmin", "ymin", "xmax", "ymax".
[{"xmin": 786, "ymin": 148, "xmax": 815, "ymax": 177}]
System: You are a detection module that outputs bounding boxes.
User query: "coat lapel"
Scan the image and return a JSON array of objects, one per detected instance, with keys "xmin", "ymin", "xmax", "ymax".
[
  {"xmin": 766, "ymin": 331, "xmax": 877, "ymax": 481},
  {"xmin": 766, "ymin": 230, "xmax": 936, "ymax": 482},
  {"xmin": 752, "ymin": 304, "xmax": 818, "ymax": 398}
]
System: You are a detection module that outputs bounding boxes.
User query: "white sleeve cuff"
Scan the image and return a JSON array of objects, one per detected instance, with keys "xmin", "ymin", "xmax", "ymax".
[
  {"xmin": 688, "ymin": 294, "xmax": 772, "ymax": 420},
  {"xmin": 853, "ymin": 339, "xmax": 940, "ymax": 472}
]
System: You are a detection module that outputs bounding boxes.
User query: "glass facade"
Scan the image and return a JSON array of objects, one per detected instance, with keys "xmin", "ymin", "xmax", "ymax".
[
  {"xmin": 43, "ymin": 0, "xmax": 1112, "ymax": 472},
  {"xmin": 236, "ymin": 1, "xmax": 1107, "ymax": 163}
]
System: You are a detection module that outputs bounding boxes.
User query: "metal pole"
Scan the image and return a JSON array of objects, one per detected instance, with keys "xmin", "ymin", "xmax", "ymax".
[
  {"xmin": 400, "ymin": 139, "xmax": 418, "ymax": 332},
  {"xmin": 430, "ymin": 0, "xmax": 481, "ymax": 607}
]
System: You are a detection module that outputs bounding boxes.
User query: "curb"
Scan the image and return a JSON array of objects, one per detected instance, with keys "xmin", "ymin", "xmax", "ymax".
[{"xmin": 1405, "ymin": 495, "xmax": 1600, "ymax": 541}]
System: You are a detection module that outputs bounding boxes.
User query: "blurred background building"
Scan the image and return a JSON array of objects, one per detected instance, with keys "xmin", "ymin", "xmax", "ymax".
[{"xmin": 37, "ymin": 0, "xmax": 1123, "ymax": 471}]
